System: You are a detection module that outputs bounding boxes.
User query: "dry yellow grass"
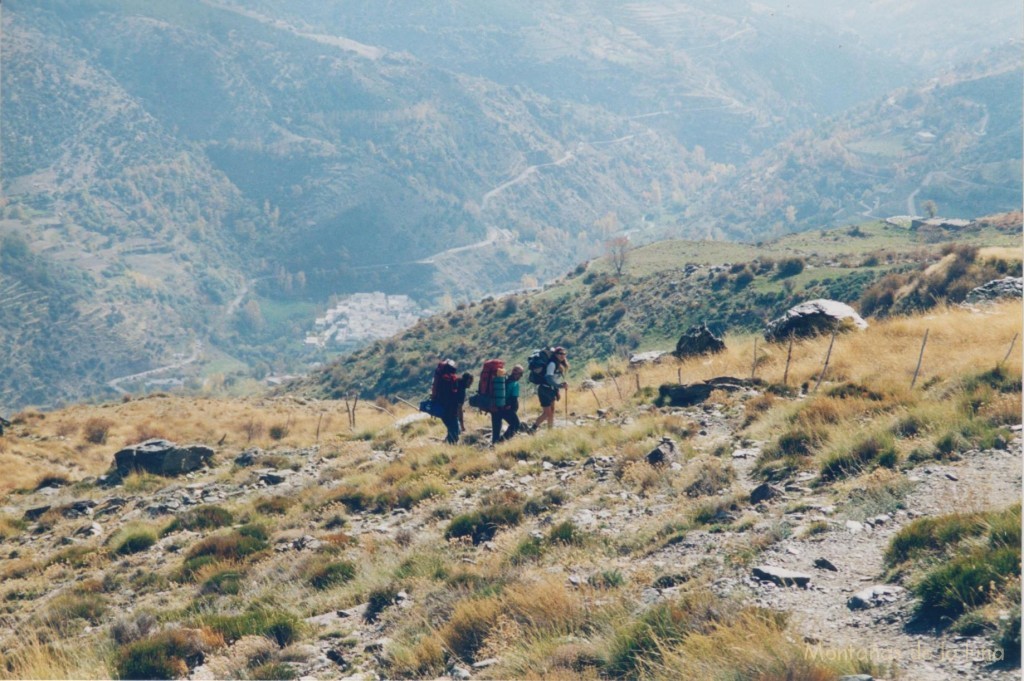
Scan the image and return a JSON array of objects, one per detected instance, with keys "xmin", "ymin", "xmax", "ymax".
[
  {"xmin": 565, "ymin": 301, "xmax": 1022, "ymax": 416},
  {"xmin": 0, "ymin": 395, "xmax": 414, "ymax": 493}
]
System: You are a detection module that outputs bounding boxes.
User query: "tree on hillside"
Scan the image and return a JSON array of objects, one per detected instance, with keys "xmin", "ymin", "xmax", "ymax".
[{"xmin": 606, "ymin": 236, "xmax": 630, "ymax": 277}]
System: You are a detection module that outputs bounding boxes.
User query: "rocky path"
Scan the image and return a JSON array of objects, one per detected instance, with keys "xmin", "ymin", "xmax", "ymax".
[{"xmin": 734, "ymin": 437, "xmax": 1022, "ymax": 681}]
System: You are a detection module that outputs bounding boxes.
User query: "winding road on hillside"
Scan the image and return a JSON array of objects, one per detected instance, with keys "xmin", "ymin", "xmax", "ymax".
[{"xmin": 106, "ymin": 339, "xmax": 203, "ymax": 395}]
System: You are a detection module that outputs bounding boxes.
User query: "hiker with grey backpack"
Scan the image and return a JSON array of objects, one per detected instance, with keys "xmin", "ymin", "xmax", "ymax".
[{"xmin": 528, "ymin": 346, "xmax": 568, "ymax": 431}]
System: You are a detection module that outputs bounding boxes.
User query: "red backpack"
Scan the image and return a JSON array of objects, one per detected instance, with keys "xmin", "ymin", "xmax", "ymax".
[
  {"xmin": 431, "ymin": 360, "xmax": 458, "ymax": 400},
  {"xmin": 469, "ymin": 359, "xmax": 506, "ymax": 412}
]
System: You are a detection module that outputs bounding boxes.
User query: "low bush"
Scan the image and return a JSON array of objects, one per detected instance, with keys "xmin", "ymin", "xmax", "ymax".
[
  {"xmin": 112, "ymin": 526, "xmax": 158, "ymax": 556},
  {"xmin": 306, "ymin": 559, "xmax": 357, "ymax": 590},
  {"xmin": 364, "ymin": 586, "xmax": 400, "ymax": 623},
  {"xmin": 115, "ymin": 628, "xmax": 220, "ymax": 680},
  {"xmin": 445, "ymin": 502, "xmax": 524, "ymax": 545},
  {"xmin": 604, "ymin": 593, "xmax": 724, "ymax": 678},
  {"xmin": 200, "ymin": 610, "xmax": 302, "ymax": 647},
  {"xmin": 179, "ymin": 525, "xmax": 268, "ymax": 579},
  {"xmin": 162, "ymin": 505, "xmax": 234, "ymax": 535}
]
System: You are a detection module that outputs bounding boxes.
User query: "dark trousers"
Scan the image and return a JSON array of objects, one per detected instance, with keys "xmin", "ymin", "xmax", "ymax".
[
  {"xmin": 441, "ymin": 411, "xmax": 460, "ymax": 444},
  {"xmin": 491, "ymin": 408, "xmax": 520, "ymax": 444}
]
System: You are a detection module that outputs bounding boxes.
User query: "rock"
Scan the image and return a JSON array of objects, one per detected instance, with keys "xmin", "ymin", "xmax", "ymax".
[
  {"xmin": 964, "ymin": 276, "xmax": 1022, "ymax": 304},
  {"xmin": 472, "ymin": 658, "xmax": 500, "ymax": 669},
  {"xmin": 629, "ymin": 351, "xmax": 667, "ymax": 365},
  {"xmin": 259, "ymin": 472, "xmax": 288, "ymax": 486},
  {"xmin": 844, "ymin": 520, "xmax": 865, "ymax": 533},
  {"xmin": 838, "ymin": 676, "xmax": 875, "ymax": 681},
  {"xmin": 656, "ymin": 377, "xmax": 764, "ymax": 407},
  {"xmin": 60, "ymin": 500, "xmax": 97, "ymax": 518},
  {"xmin": 93, "ymin": 497, "xmax": 128, "ymax": 517},
  {"xmin": 646, "ymin": 437, "xmax": 677, "ymax": 466},
  {"xmin": 749, "ymin": 482, "xmax": 783, "ymax": 504},
  {"xmin": 847, "ymin": 585, "xmax": 905, "ymax": 610},
  {"xmin": 652, "ymin": 574, "xmax": 689, "ymax": 589},
  {"xmin": 234, "ymin": 449, "xmax": 260, "ymax": 467},
  {"xmin": 674, "ymin": 323, "xmax": 726, "ymax": 358},
  {"xmin": 326, "ymin": 647, "xmax": 349, "ymax": 669},
  {"xmin": 752, "ymin": 566, "xmax": 811, "ymax": 588},
  {"xmin": 74, "ymin": 522, "xmax": 103, "ymax": 538},
  {"xmin": 451, "ymin": 666, "xmax": 472, "ymax": 680},
  {"xmin": 813, "ymin": 558, "xmax": 839, "ymax": 572},
  {"xmin": 23, "ymin": 505, "xmax": 51, "ymax": 521},
  {"xmin": 113, "ymin": 439, "xmax": 214, "ymax": 477},
  {"xmin": 764, "ymin": 299, "xmax": 868, "ymax": 342}
]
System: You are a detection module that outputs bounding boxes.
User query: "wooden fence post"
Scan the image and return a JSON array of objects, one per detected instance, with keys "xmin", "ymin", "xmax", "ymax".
[
  {"xmin": 783, "ymin": 335, "xmax": 794, "ymax": 386},
  {"xmin": 1001, "ymin": 332, "xmax": 1019, "ymax": 365},
  {"xmin": 910, "ymin": 329, "xmax": 929, "ymax": 389},
  {"xmin": 812, "ymin": 331, "xmax": 837, "ymax": 393}
]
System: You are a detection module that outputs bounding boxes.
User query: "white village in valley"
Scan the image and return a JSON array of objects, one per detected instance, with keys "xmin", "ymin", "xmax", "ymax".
[{"xmin": 304, "ymin": 292, "xmax": 428, "ymax": 350}]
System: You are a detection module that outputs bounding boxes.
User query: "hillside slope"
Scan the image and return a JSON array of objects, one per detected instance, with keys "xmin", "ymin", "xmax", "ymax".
[
  {"xmin": 0, "ymin": 301, "xmax": 1019, "ymax": 680},
  {"xmin": 300, "ymin": 215, "xmax": 1021, "ymax": 402}
]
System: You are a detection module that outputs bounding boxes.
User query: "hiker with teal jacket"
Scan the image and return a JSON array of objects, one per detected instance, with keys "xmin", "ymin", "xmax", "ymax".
[{"xmin": 491, "ymin": 364, "xmax": 523, "ymax": 444}]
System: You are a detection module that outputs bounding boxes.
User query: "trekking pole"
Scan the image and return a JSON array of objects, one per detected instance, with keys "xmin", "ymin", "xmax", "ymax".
[{"xmin": 564, "ymin": 385, "xmax": 569, "ymax": 422}]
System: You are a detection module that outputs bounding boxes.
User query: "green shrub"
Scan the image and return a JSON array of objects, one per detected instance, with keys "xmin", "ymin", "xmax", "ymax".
[
  {"xmin": 113, "ymin": 527, "xmax": 158, "ymax": 556},
  {"xmin": 255, "ymin": 495, "xmax": 294, "ymax": 515},
  {"xmin": 115, "ymin": 629, "xmax": 208, "ymax": 680},
  {"xmin": 775, "ymin": 257, "xmax": 805, "ymax": 278},
  {"xmin": 251, "ymin": 662, "xmax": 296, "ymax": 680},
  {"xmin": 200, "ymin": 568, "xmax": 244, "ymax": 596},
  {"xmin": 201, "ymin": 610, "xmax": 302, "ymax": 647},
  {"xmin": 605, "ymin": 595, "xmax": 723, "ymax": 677},
  {"xmin": 913, "ymin": 546, "xmax": 1019, "ymax": 622},
  {"xmin": 162, "ymin": 505, "xmax": 234, "ymax": 535},
  {"xmin": 819, "ymin": 434, "xmax": 896, "ymax": 481},
  {"xmin": 510, "ymin": 536, "xmax": 544, "ymax": 565},
  {"xmin": 885, "ymin": 514, "xmax": 988, "ymax": 566},
  {"xmin": 547, "ymin": 521, "xmax": 585, "ymax": 546},
  {"xmin": 179, "ymin": 526, "xmax": 268, "ymax": 579},
  {"xmin": 444, "ymin": 503, "xmax": 524, "ymax": 545},
  {"xmin": 308, "ymin": 560, "xmax": 357, "ymax": 590},
  {"xmin": 364, "ymin": 586, "xmax": 400, "ymax": 623},
  {"xmin": 589, "ymin": 569, "xmax": 625, "ymax": 589}
]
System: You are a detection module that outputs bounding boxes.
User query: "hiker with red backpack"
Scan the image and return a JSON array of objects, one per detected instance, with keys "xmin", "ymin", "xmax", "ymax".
[
  {"xmin": 529, "ymin": 346, "xmax": 569, "ymax": 431},
  {"xmin": 430, "ymin": 359, "xmax": 462, "ymax": 444},
  {"xmin": 491, "ymin": 364, "xmax": 523, "ymax": 444}
]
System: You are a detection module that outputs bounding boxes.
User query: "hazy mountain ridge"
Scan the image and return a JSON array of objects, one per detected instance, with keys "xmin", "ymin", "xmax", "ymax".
[{"xmin": 1, "ymin": 0, "xmax": 1020, "ymax": 410}]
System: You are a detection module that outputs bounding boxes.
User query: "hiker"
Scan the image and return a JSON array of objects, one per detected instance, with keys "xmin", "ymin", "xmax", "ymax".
[
  {"xmin": 491, "ymin": 364, "xmax": 523, "ymax": 444},
  {"xmin": 0, "ymin": 415, "xmax": 8, "ymax": 436},
  {"xmin": 532, "ymin": 346, "xmax": 568, "ymax": 431},
  {"xmin": 457, "ymin": 372, "xmax": 473, "ymax": 432},
  {"xmin": 432, "ymin": 360, "xmax": 462, "ymax": 444}
]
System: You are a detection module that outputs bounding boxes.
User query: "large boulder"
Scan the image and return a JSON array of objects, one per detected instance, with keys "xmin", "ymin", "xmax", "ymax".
[
  {"xmin": 764, "ymin": 299, "xmax": 867, "ymax": 342},
  {"xmin": 113, "ymin": 439, "xmax": 214, "ymax": 477},
  {"xmin": 656, "ymin": 376, "xmax": 763, "ymax": 407},
  {"xmin": 964, "ymin": 277, "xmax": 1022, "ymax": 305},
  {"xmin": 674, "ymin": 323, "xmax": 726, "ymax": 358}
]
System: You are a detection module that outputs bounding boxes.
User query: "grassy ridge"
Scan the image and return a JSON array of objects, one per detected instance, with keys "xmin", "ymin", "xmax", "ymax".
[{"xmin": 302, "ymin": 216, "xmax": 1020, "ymax": 401}]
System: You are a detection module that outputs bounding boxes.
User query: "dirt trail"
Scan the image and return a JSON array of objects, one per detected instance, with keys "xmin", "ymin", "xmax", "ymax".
[{"xmin": 741, "ymin": 441, "xmax": 1022, "ymax": 681}]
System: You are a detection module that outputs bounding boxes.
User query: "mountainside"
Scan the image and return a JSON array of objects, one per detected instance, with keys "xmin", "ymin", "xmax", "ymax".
[
  {"xmin": 691, "ymin": 46, "xmax": 1024, "ymax": 241},
  {"xmin": 1, "ymin": 1, "xmax": 1021, "ymax": 410},
  {"xmin": 300, "ymin": 214, "xmax": 1022, "ymax": 402},
  {"xmin": 0, "ymin": 298, "xmax": 1019, "ymax": 680}
]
